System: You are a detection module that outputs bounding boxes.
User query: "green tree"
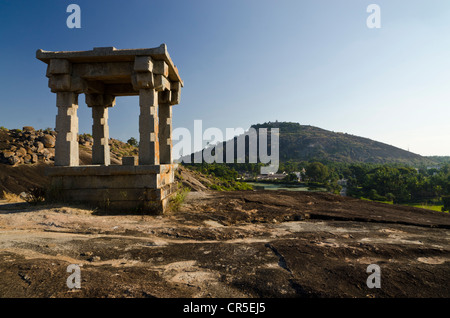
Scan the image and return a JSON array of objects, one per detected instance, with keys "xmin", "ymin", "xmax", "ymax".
[
  {"xmin": 385, "ymin": 193, "xmax": 395, "ymax": 202},
  {"xmin": 127, "ymin": 137, "xmax": 138, "ymax": 147},
  {"xmin": 283, "ymin": 173, "xmax": 298, "ymax": 182},
  {"xmin": 305, "ymin": 162, "xmax": 329, "ymax": 183}
]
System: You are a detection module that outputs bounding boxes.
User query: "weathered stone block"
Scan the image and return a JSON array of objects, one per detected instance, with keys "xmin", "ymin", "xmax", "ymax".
[
  {"xmin": 72, "ymin": 62, "xmax": 134, "ymax": 79},
  {"xmin": 85, "ymin": 94, "xmax": 116, "ymax": 107},
  {"xmin": 49, "ymin": 59, "xmax": 71, "ymax": 74},
  {"xmin": 170, "ymin": 81, "xmax": 182, "ymax": 105},
  {"xmin": 170, "ymin": 89, "xmax": 181, "ymax": 105},
  {"xmin": 83, "ymin": 80, "xmax": 105, "ymax": 94},
  {"xmin": 65, "ymin": 176, "xmax": 160, "ymax": 193},
  {"xmin": 139, "ymin": 88, "xmax": 157, "ymax": 106},
  {"xmin": 158, "ymin": 90, "xmax": 171, "ymax": 104},
  {"xmin": 122, "ymin": 156, "xmax": 138, "ymax": 166},
  {"xmin": 134, "ymin": 56, "xmax": 153, "ymax": 72},
  {"xmin": 46, "ymin": 164, "xmax": 175, "ymax": 177},
  {"xmin": 49, "ymin": 74, "xmax": 71, "ymax": 92},
  {"xmin": 70, "ymin": 76, "xmax": 87, "ymax": 93},
  {"xmin": 170, "ymin": 81, "xmax": 182, "ymax": 91},
  {"xmin": 56, "ymin": 91, "xmax": 78, "ymax": 107},
  {"xmin": 137, "ymin": 72, "xmax": 154, "ymax": 89},
  {"xmin": 46, "ymin": 165, "xmax": 177, "ymax": 214},
  {"xmin": 153, "ymin": 60, "xmax": 169, "ymax": 77},
  {"xmin": 153, "ymin": 74, "xmax": 170, "ymax": 91}
]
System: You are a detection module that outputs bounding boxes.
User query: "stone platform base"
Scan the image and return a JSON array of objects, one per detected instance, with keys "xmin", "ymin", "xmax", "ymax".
[{"xmin": 45, "ymin": 164, "xmax": 178, "ymax": 214}]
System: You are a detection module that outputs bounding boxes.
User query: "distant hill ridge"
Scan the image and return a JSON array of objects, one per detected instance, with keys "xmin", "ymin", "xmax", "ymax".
[
  {"xmin": 249, "ymin": 121, "xmax": 434, "ymax": 165},
  {"xmin": 185, "ymin": 121, "xmax": 437, "ymax": 166}
]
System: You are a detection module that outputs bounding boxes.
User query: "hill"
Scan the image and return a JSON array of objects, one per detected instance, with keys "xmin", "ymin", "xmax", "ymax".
[
  {"xmin": 426, "ymin": 156, "xmax": 450, "ymax": 165},
  {"xmin": 184, "ymin": 122, "xmax": 436, "ymax": 166},
  {"xmin": 258, "ymin": 122, "xmax": 435, "ymax": 165}
]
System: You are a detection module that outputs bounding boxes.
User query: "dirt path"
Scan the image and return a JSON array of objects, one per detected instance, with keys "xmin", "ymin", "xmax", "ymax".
[{"xmin": 0, "ymin": 190, "xmax": 449, "ymax": 298}]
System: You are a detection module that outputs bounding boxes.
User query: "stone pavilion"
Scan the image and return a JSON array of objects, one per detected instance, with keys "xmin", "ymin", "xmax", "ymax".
[{"xmin": 36, "ymin": 45, "xmax": 183, "ymax": 213}]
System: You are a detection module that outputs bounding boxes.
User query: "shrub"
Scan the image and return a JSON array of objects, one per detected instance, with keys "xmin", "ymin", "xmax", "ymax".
[
  {"xmin": 24, "ymin": 187, "xmax": 46, "ymax": 205},
  {"xmin": 368, "ymin": 189, "xmax": 387, "ymax": 202},
  {"xmin": 169, "ymin": 186, "xmax": 190, "ymax": 211},
  {"xmin": 442, "ymin": 195, "xmax": 450, "ymax": 212},
  {"xmin": 385, "ymin": 193, "xmax": 395, "ymax": 202}
]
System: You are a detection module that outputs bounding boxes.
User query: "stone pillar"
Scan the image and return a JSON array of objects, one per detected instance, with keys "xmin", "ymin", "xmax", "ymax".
[
  {"xmin": 55, "ymin": 92, "xmax": 79, "ymax": 166},
  {"xmin": 132, "ymin": 56, "xmax": 175, "ymax": 166},
  {"xmin": 158, "ymin": 90, "xmax": 173, "ymax": 164},
  {"xmin": 91, "ymin": 106, "xmax": 110, "ymax": 165},
  {"xmin": 86, "ymin": 94, "xmax": 115, "ymax": 165},
  {"xmin": 139, "ymin": 89, "xmax": 159, "ymax": 165}
]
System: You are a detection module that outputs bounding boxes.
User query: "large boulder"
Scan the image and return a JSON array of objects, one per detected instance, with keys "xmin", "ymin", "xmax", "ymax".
[
  {"xmin": 34, "ymin": 141, "xmax": 44, "ymax": 153},
  {"xmin": 25, "ymin": 146, "xmax": 36, "ymax": 154},
  {"xmin": 2, "ymin": 151, "xmax": 14, "ymax": 158},
  {"xmin": 23, "ymin": 154, "xmax": 32, "ymax": 164},
  {"xmin": 15, "ymin": 147, "xmax": 27, "ymax": 157},
  {"xmin": 22, "ymin": 126, "xmax": 35, "ymax": 132},
  {"xmin": 42, "ymin": 148, "xmax": 55, "ymax": 160},
  {"xmin": 41, "ymin": 135, "xmax": 55, "ymax": 148},
  {"xmin": 8, "ymin": 155, "xmax": 20, "ymax": 165}
]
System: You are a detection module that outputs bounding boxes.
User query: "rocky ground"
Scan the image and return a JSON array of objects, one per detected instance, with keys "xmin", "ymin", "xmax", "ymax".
[
  {"xmin": 0, "ymin": 127, "xmax": 57, "ymax": 166},
  {"xmin": 0, "ymin": 190, "xmax": 448, "ymax": 298},
  {"xmin": 0, "ymin": 126, "xmax": 137, "ymax": 167},
  {"xmin": 0, "ymin": 126, "xmax": 137, "ymax": 196}
]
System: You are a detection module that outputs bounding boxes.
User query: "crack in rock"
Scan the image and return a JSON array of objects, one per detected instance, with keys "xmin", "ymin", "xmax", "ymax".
[
  {"xmin": 18, "ymin": 273, "xmax": 31, "ymax": 285},
  {"xmin": 265, "ymin": 243, "xmax": 320, "ymax": 297},
  {"xmin": 265, "ymin": 243, "xmax": 292, "ymax": 274}
]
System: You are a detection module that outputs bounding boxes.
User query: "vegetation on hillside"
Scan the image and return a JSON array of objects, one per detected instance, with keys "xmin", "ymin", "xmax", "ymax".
[
  {"xmin": 182, "ymin": 162, "xmax": 253, "ymax": 191},
  {"xmin": 184, "ymin": 159, "xmax": 450, "ymax": 212},
  {"xmin": 341, "ymin": 163, "xmax": 450, "ymax": 209},
  {"xmin": 250, "ymin": 122, "xmax": 434, "ymax": 165}
]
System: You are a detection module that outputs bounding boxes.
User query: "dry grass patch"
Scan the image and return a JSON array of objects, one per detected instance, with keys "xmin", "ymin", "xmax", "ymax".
[{"xmin": 1, "ymin": 191, "xmax": 24, "ymax": 203}]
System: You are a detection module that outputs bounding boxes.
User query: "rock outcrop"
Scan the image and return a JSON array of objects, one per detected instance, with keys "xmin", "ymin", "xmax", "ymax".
[
  {"xmin": 0, "ymin": 126, "xmax": 139, "ymax": 167},
  {"xmin": 0, "ymin": 127, "xmax": 56, "ymax": 165}
]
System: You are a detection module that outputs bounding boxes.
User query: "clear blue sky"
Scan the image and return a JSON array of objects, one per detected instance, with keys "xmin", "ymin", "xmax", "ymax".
[{"xmin": 1, "ymin": 0, "xmax": 450, "ymax": 156}]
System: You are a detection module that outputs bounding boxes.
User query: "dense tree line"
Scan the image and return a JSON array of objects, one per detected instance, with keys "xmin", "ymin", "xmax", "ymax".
[
  {"xmin": 183, "ymin": 160, "xmax": 450, "ymax": 210},
  {"xmin": 280, "ymin": 160, "xmax": 450, "ymax": 208},
  {"xmin": 342, "ymin": 163, "xmax": 450, "ymax": 205}
]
